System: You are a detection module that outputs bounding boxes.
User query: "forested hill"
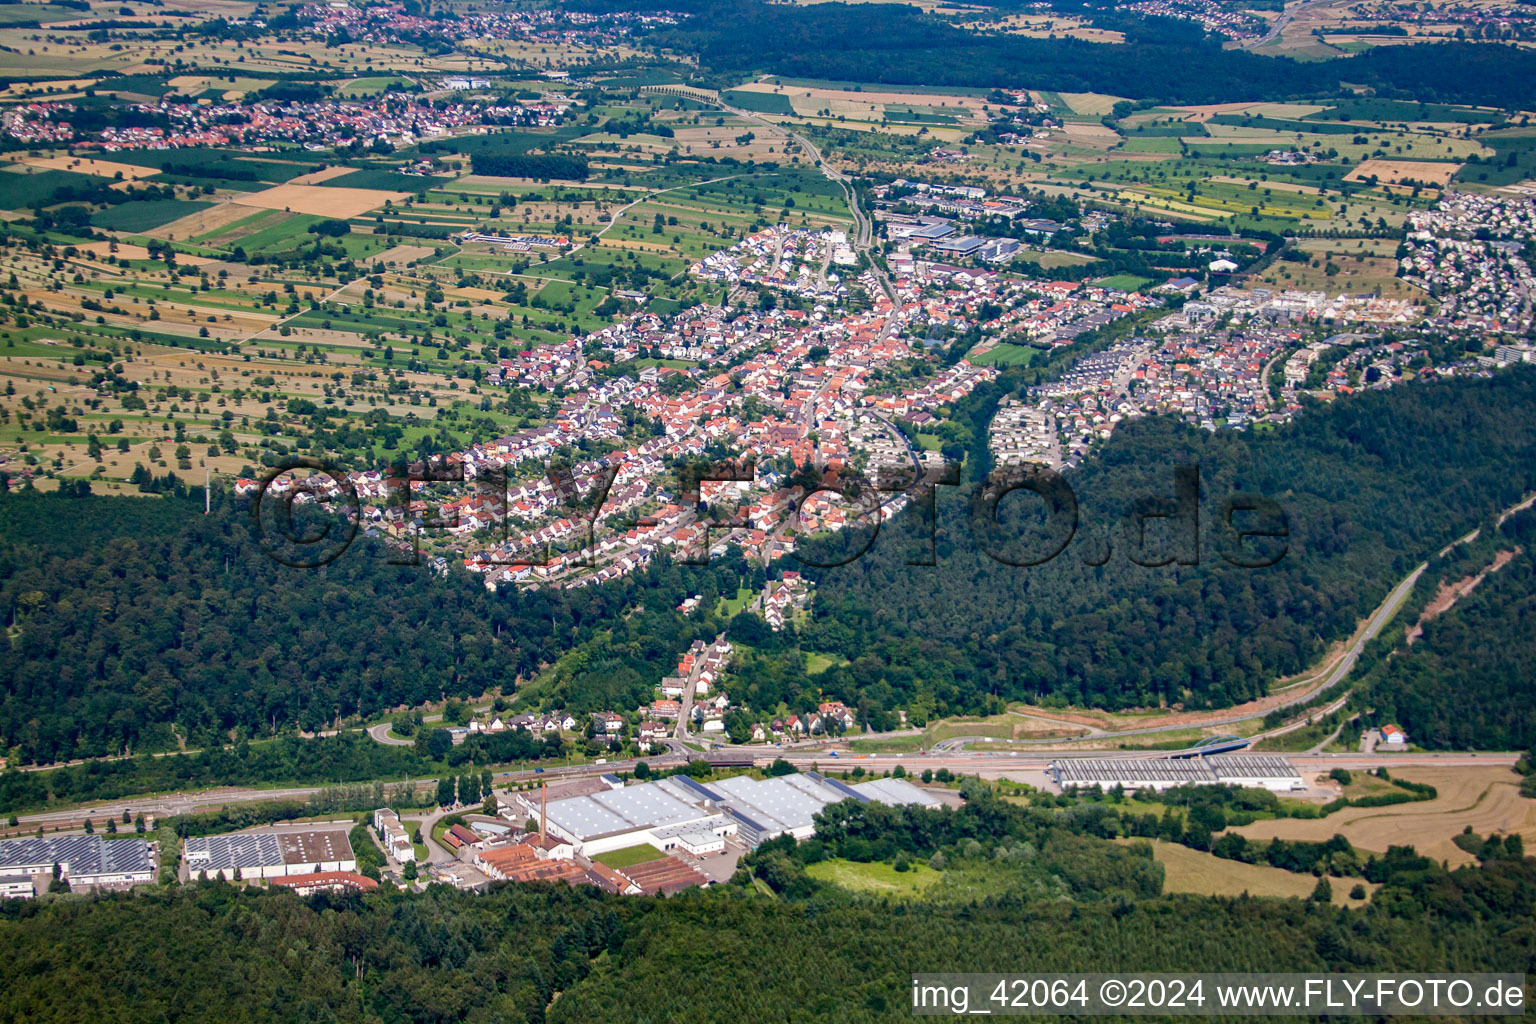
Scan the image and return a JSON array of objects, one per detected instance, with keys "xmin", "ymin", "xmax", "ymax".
[
  {"xmin": 1360, "ymin": 506, "xmax": 1536, "ymax": 750},
  {"xmin": 0, "ymin": 490, "xmax": 754, "ymax": 765},
  {"xmin": 625, "ymin": 0, "xmax": 1536, "ymax": 107},
  {"xmin": 792, "ymin": 369, "xmax": 1536, "ymax": 726},
  {"xmin": 5, "ymin": 373, "xmax": 1535, "ymax": 763}
]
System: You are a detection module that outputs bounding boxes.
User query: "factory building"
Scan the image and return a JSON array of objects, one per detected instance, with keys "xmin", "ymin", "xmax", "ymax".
[
  {"xmin": 530, "ymin": 770, "xmax": 939, "ymax": 854},
  {"xmin": 711, "ymin": 773, "xmax": 939, "ymax": 847},
  {"xmin": 1049, "ymin": 755, "xmax": 1305, "ymax": 793},
  {"xmin": 0, "ymin": 835, "xmax": 156, "ymax": 893},
  {"xmin": 0, "ymin": 875, "xmax": 34, "ymax": 899},
  {"xmin": 271, "ymin": 872, "xmax": 379, "ymax": 896},
  {"xmin": 183, "ymin": 828, "xmax": 356, "ymax": 881},
  {"xmin": 532, "ymin": 775, "xmax": 739, "ymax": 857}
]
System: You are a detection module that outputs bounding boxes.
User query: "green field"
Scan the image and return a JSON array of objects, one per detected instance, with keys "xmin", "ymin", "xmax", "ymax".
[
  {"xmin": 91, "ymin": 200, "xmax": 212, "ymax": 233},
  {"xmin": 717, "ymin": 586, "xmax": 756, "ymax": 617},
  {"xmin": 337, "ymin": 76, "xmax": 412, "ymax": 98},
  {"xmin": 806, "ymin": 858, "xmax": 942, "ymax": 897},
  {"xmin": 969, "ymin": 343, "xmax": 1039, "ymax": 367},
  {"xmin": 323, "ymin": 168, "xmax": 454, "ymax": 192},
  {"xmin": 0, "ymin": 4, "xmax": 84, "ymax": 25},
  {"xmin": 722, "ymin": 90, "xmax": 795, "ymax": 115},
  {"xmin": 235, "ymin": 213, "xmax": 326, "ymax": 252},
  {"xmin": 595, "ymin": 844, "xmax": 668, "ymax": 869},
  {"xmin": 1119, "ymin": 136, "xmax": 1185, "ymax": 154},
  {"xmin": 0, "ymin": 169, "xmax": 96, "ymax": 209},
  {"xmin": 804, "ymin": 651, "xmax": 846, "ymax": 675},
  {"xmin": 1094, "ymin": 274, "xmax": 1153, "ymax": 291}
]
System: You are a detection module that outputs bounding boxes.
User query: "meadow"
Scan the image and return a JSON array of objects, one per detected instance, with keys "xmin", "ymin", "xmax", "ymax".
[{"xmin": 1232, "ymin": 767, "xmax": 1536, "ymax": 867}]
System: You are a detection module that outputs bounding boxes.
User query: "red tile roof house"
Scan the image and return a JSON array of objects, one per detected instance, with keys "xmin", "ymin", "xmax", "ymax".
[{"xmin": 444, "ymin": 824, "xmax": 481, "ymax": 851}]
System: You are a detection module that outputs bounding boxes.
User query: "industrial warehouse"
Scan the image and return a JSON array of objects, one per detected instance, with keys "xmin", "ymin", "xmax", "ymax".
[
  {"xmin": 0, "ymin": 835, "xmax": 156, "ymax": 895},
  {"xmin": 1048, "ymin": 755, "xmax": 1306, "ymax": 792},
  {"xmin": 524, "ymin": 771, "xmax": 940, "ymax": 856},
  {"xmin": 182, "ymin": 827, "xmax": 356, "ymax": 880}
]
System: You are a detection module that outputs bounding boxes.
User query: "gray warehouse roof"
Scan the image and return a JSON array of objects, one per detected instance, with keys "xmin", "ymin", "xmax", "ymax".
[
  {"xmin": 709, "ymin": 774, "xmax": 840, "ymax": 834},
  {"xmin": 184, "ymin": 833, "xmax": 283, "ymax": 871},
  {"xmin": 182, "ymin": 829, "xmax": 353, "ymax": 871},
  {"xmin": 1050, "ymin": 755, "xmax": 1301, "ymax": 787},
  {"xmin": 0, "ymin": 835, "xmax": 154, "ymax": 876},
  {"xmin": 543, "ymin": 771, "xmax": 943, "ymax": 844},
  {"xmin": 852, "ymin": 777, "xmax": 942, "ymax": 807},
  {"xmin": 544, "ymin": 777, "xmax": 716, "ymax": 842},
  {"xmin": 1202, "ymin": 755, "xmax": 1304, "ymax": 781}
]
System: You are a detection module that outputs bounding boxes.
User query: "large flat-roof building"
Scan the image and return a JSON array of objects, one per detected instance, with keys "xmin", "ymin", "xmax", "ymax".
[
  {"xmin": 531, "ymin": 770, "xmax": 940, "ymax": 854},
  {"xmin": 534, "ymin": 775, "xmax": 737, "ymax": 857},
  {"xmin": 711, "ymin": 773, "xmax": 940, "ymax": 847},
  {"xmin": 0, "ymin": 875, "xmax": 34, "ymax": 899},
  {"xmin": 927, "ymin": 235, "xmax": 986, "ymax": 257},
  {"xmin": 183, "ymin": 828, "xmax": 356, "ymax": 880},
  {"xmin": 1049, "ymin": 755, "xmax": 1304, "ymax": 793},
  {"xmin": 0, "ymin": 835, "xmax": 155, "ymax": 892}
]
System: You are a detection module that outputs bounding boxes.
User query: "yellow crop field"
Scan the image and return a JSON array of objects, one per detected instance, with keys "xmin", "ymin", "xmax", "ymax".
[
  {"xmin": 1346, "ymin": 159, "xmax": 1462, "ymax": 187},
  {"xmin": 1130, "ymin": 840, "xmax": 1376, "ymax": 907},
  {"xmin": 231, "ymin": 184, "xmax": 408, "ymax": 218},
  {"xmin": 1233, "ymin": 767, "xmax": 1536, "ymax": 866}
]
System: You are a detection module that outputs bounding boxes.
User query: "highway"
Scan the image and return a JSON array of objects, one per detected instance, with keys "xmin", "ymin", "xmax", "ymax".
[
  {"xmin": 9, "ymin": 747, "xmax": 1520, "ymax": 834},
  {"xmin": 1242, "ymin": 0, "xmax": 1329, "ymax": 50},
  {"xmin": 852, "ymin": 559, "xmax": 1427, "ymax": 754}
]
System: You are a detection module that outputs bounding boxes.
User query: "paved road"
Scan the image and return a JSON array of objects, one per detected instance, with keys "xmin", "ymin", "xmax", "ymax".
[
  {"xmin": 902, "ymin": 559, "xmax": 1427, "ymax": 754},
  {"xmin": 368, "ymin": 721, "xmax": 412, "ymax": 747},
  {"xmin": 411, "ymin": 805, "xmax": 459, "ymax": 865},
  {"xmin": 1243, "ymin": 0, "xmax": 1328, "ymax": 50},
  {"xmin": 10, "ymin": 745, "xmax": 1521, "ymax": 833},
  {"xmin": 674, "ymin": 639, "xmax": 712, "ymax": 742},
  {"xmin": 520, "ymin": 173, "xmax": 742, "ymax": 270},
  {"xmin": 712, "ymin": 95, "xmax": 896, "ymax": 306}
]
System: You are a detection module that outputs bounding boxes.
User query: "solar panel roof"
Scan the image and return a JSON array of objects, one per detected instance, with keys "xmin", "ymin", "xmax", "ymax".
[{"xmin": 0, "ymin": 835, "xmax": 154, "ymax": 875}]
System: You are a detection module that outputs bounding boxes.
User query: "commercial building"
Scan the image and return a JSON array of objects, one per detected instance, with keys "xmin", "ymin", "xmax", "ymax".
[
  {"xmin": 0, "ymin": 875, "xmax": 34, "ymax": 899},
  {"xmin": 533, "ymin": 775, "xmax": 737, "ymax": 857},
  {"xmin": 979, "ymin": 238, "xmax": 1020, "ymax": 263},
  {"xmin": 444, "ymin": 824, "xmax": 482, "ymax": 851},
  {"xmin": 0, "ymin": 835, "xmax": 155, "ymax": 891},
  {"xmin": 928, "ymin": 235, "xmax": 986, "ymax": 257},
  {"xmin": 676, "ymin": 831, "xmax": 726, "ymax": 857},
  {"xmin": 1048, "ymin": 755, "xmax": 1304, "ymax": 793},
  {"xmin": 710, "ymin": 773, "xmax": 939, "ymax": 847},
  {"xmin": 183, "ymin": 828, "xmax": 356, "ymax": 880},
  {"xmin": 373, "ymin": 808, "xmax": 415, "ymax": 863},
  {"xmin": 271, "ymin": 872, "xmax": 379, "ymax": 896},
  {"xmin": 530, "ymin": 770, "xmax": 939, "ymax": 854}
]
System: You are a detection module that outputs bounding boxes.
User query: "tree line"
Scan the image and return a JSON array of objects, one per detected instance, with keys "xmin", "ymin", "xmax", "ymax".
[
  {"xmin": 0, "ymin": 486, "xmax": 751, "ymax": 766},
  {"xmin": 787, "ymin": 369, "xmax": 1536, "ymax": 726}
]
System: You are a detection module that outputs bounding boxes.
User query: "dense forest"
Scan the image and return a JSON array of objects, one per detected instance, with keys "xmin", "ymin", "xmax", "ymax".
[
  {"xmin": 1358, "ymin": 507, "xmax": 1536, "ymax": 750},
  {"xmin": 3, "ymin": 788, "xmax": 1534, "ymax": 1024},
  {"xmin": 605, "ymin": 0, "xmax": 1536, "ymax": 107},
  {"xmin": 0, "ymin": 489, "xmax": 750, "ymax": 765},
  {"xmin": 787, "ymin": 370, "xmax": 1536, "ymax": 726},
  {"xmin": 467, "ymin": 152, "xmax": 589, "ymax": 181},
  {"xmin": 5, "ymin": 372, "xmax": 1535, "ymax": 763}
]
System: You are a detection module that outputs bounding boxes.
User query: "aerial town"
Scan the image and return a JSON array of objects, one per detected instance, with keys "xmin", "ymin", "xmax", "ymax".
[{"xmin": 2, "ymin": 0, "xmax": 1535, "ymax": 1016}]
